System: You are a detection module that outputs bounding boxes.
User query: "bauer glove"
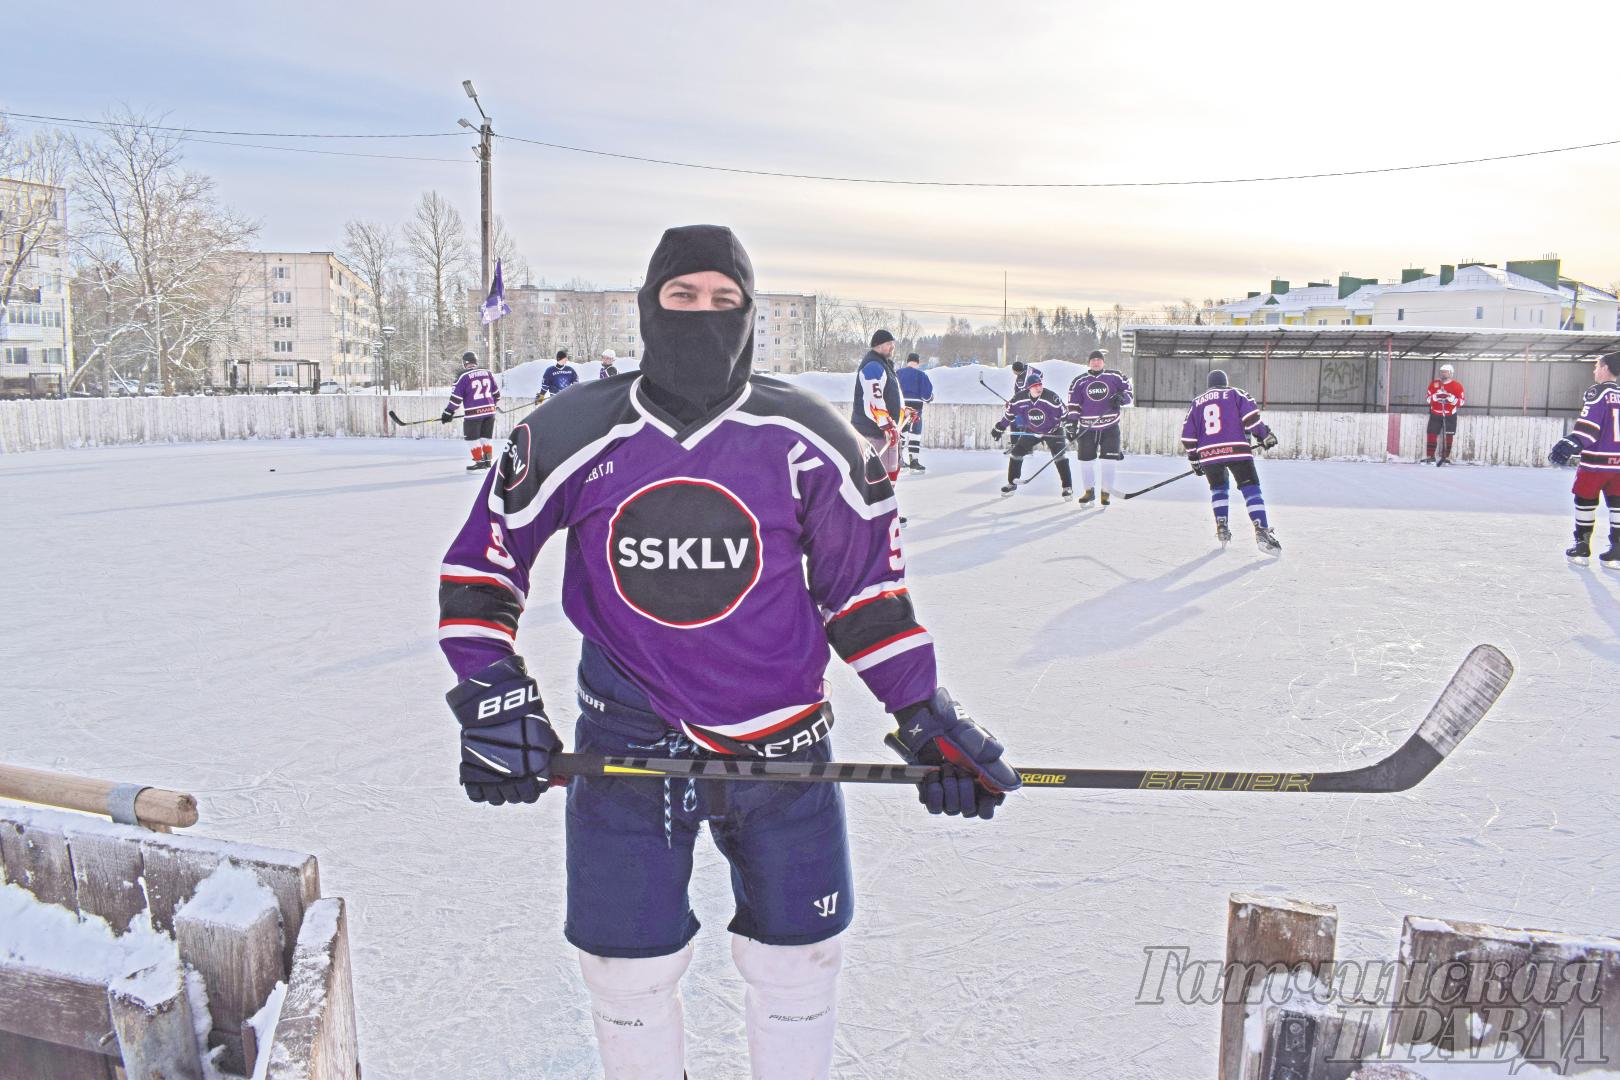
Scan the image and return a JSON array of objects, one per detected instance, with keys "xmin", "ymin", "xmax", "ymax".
[
  {"xmin": 445, "ymin": 656, "xmax": 561, "ymax": 805},
  {"xmin": 885, "ymin": 688, "xmax": 1020, "ymax": 820},
  {"xmin": 1549, "ymin": 437, "xmax": 1578, "ymax": 466}
]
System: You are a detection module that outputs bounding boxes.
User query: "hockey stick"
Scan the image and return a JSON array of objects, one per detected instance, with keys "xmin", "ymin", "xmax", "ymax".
[
  {"xmin": 388, "ymin": 401, "xmax": 529, "ymax": 427},
  {"xmin": 1014, "ymin": 433, "xmax": 1073, "ymax": 486},
  {"xmin": 551, "ymin": 645, "xmax": 1511, "ymax": 793},
  {"xmin": 977, "ymin": 376, "xmax": 1010, "ymax": 403},
  {"xmin": 1120, "ymin": 438, "xmax": 1267, "ymax": 500}
]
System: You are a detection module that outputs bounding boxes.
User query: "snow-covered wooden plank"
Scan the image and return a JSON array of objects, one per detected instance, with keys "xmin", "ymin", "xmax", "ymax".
[
  {"xmin": 106, "ymin": 961, "xmax": 203, "ymax": 1080},
  {"xmin": 265, "ymin": 897, "xmax": 358, "ymax": 1080},
  {"xmin": 1221, "ymin": 894, "xmax": 1339, "ymax": 1080},
  {"xmin": 0, "ymin": 1028, "xmax": 116, "ymax": 1079},
  {"xmin": 66, "ymin": 829, "xmax": 148, "ymax": 936},
  {"xmin": 0, "ymin": 815, "xmax": 76, "ymax": 912},
  {"xmin": 174, "ymin": 862, "xmax": 285, "ymax": 1075},
  {"xmin": 0, "ymin": 958, "xmax": 116, "ymax": 1055}
]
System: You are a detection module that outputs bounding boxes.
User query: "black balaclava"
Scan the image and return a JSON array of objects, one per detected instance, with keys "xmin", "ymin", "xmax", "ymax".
[
  {"xmin": 1208, "ymin": 369, "xmax": 1229, "ymax": 388},
  {"xmin": 637, "ymin": 225, "xmax": 755, "ymax": 424}
]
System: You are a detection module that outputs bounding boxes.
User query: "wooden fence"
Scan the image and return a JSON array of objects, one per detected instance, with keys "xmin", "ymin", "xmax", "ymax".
[{"xmin": 0, "ymin": 395, "xmax": 1571, "ymax": 467}]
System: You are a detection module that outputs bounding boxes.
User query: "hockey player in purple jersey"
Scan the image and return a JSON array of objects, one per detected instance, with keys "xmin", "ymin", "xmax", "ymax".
[
  {"xmin": 436, "ymin": 225, "xmax": 1019, "ymax": 1079},
  {"xmin": 1181, "ymin": 370, "xmax": 1281, "ymax": 553},
  {"xmin": 1549, "ymin": 353, "xmax": 1620, "ymax": 566},
  {"xmin": 439, "ymin": 351, "xmax": 501, "ymax": 471},
  {"xmin": 1064, "ymin": 348, "xmax": 1133, "ymax": 506},
  {"xmin": 992, "ymin": 372, "xmax": 1074, "ymax": 498},
  {"xmin": 1010, "ymin": 359, "xmax": 1044, "ymax": 399}
]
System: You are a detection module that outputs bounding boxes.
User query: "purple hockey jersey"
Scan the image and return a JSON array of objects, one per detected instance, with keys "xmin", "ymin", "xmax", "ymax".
[
  {"xmin": 1181, "ymin": 386, "xmax": 1272, "ymax": 464},
  {"xmin": 448, "ymin": 367, "xmax": 500, "ymax": 418},
  {"xmin": 1571, "ymin": 381, "xmax": 1620, "ymax": 471},
  {"xmin": 993, "ymin": 388, "xmax": 1067, "ymax": 436},
  {"xmin": 438, "ymin": 375, "xmax": 936, "ymax": 756},
  {"xmin": 1065, "ymin": 370, "xmax": 1133, "ymax": 430}
]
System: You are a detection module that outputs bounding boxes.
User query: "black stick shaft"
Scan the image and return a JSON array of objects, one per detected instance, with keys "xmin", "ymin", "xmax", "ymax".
[
  {"xmin": 1120, "ymin": 469, "xmax": 1196, "ymax": 499},
  {"xmin": 977, "ymin": 376, "xmax": 1010, "ymax": 403}
]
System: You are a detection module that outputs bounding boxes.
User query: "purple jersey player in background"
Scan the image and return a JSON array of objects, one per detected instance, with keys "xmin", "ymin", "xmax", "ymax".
[
  {"xmin": 1549, "ymin": 353, "xmax": 1620, "ymax": 566},
  {"xmin": 1064, "ymin": 348, "xmax": 1133, "ymax": 506},
  {"xmin": 439, "ymin": 351, "xmax": 500, "ymax": 472},
  {"xmin": 436, "ymin": 225, "xmax": 1019, "ymax": 1079},
  {"xmin": 1181, "ymin": 369, "xmax": 1281, "ymax": 554},
  {"xmin": 992, "ymin": 373, "xmax": 1074, "ymax": 498}
]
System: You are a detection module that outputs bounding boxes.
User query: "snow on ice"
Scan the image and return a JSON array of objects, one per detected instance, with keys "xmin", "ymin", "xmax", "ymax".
[{"xmin": 1, "ymin": 438, "xmax": 1616, "ymax": 1078}]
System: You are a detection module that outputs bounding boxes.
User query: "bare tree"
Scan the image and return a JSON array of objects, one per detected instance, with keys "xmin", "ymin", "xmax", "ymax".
[
  {"xmin": 67, "ymin": 109, "xmax": 258, "ymax": 392},
  {"xmin": 0, "ymin": 121, "xmax": 69, "ymax": 312},
  {"xmin": 492, "ymin": 215, "xmax": 527, "ymax": 286},
  {"xmin": 847, "ymin": 302, "xmax": 895, "ymax": 353},
  {"xmin": 806, "ymin": 294, "xmax": 855, "ymax": 371},
  {"xmin": 403, "ymin": 190, "xmax": 471, "ymax": 385},
  {"xmin": 557, "ymin": 278, "xmax": 608, "ymax": 363},
  {"xmin": 891, "ymin": 310, "xmax": 922, "ymax": 358},
  {"xmin": 342, "ymin": 219, "xmax": 399, "ymax": 388}
]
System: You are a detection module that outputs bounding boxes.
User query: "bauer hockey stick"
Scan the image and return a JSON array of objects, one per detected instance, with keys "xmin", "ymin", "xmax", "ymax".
[{"xmin": 550, "ymin": 645, "xmax": 1512, "ymax": 794}]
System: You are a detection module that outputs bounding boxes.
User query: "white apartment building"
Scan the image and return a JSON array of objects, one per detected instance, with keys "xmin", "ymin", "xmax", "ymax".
[
  {"xmin": 218, "ymin": 251, "xmax": 376, "ymax": 390},
  {"xmin": 475, "ymin": 285, "xmax": 817, "ymax": 373},
  {"xmin": 0, "ymin": 179, "xmax": 73, "ymax": 397}
]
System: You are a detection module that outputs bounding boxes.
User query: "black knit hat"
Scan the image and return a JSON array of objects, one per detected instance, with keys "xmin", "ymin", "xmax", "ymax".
[
  {"xmin": 1011, "ymin": 360, "xmax": 1026, "ymax": 373},
  {"xmin": 1088, "ymin": 349, "xmax": 1107, "ymax": 361},
  {"xmin": 906, "ymin": 352, "xmax": 920, "ymax": 364},
  {"xmin": 555, "ymin": 349, "xmax": 569, "ymax": 361},
  {"xmin": 461, "ymin": 352, "xmax": 478, "ymax": 366},
  {"xmin": 870, "ymin": 329, "xmax": 895, "ymax": 347},
  {"xmin": 1208, "ymin": 369, "xmax": 1229, "ymax": 387}
]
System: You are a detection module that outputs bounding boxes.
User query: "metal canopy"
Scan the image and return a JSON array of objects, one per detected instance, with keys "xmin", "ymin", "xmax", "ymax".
[{"xmin": 1125, "ymin": 324, "xmax": 1620, "ymax": 363}]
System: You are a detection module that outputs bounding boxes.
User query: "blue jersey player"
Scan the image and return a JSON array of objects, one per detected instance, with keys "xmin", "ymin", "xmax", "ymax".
[
  {"xmin": 1181, "ymin": 369, "xmax": 1281, "ymax": 553},
  {"xmin": 436, "ymin": 225, "xmax": 1019, "ymax": 1079},
  {"xmin": 539, "ymin": 350, "xmax": 579, "ymax": 399},
  {"xmin": 894, "ymin": 352, "xmax": 934, "ymax": 472}
]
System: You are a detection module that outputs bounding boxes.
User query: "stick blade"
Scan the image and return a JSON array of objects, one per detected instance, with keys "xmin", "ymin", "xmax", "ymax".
[{"xmin": 1415, "ymin": 644, "xmax": 1514, "ymax": 758}]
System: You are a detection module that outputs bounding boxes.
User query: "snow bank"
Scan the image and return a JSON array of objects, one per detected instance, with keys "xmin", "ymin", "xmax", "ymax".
[{"xmin": 0, "ymin": 881, "xmax": 179, "ymax": 998}]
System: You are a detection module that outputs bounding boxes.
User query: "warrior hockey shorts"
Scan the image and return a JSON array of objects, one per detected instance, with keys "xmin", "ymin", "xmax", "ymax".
[
  {"xmin": 1075, "ymin": 425, "xmax": 1122, "ymax": 461},
  {"xmin": 564, "ymin": 642, "xmax": 855, "ymax": 959},
  {"xmin": 462, "ymin": 414, "xmax": 495, "ymax": 441}
]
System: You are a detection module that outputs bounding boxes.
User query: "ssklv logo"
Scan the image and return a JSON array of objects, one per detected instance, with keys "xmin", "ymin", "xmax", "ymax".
[{"xmin": 608, "ymin": 478, "xmax": 763, "ymax": 628}]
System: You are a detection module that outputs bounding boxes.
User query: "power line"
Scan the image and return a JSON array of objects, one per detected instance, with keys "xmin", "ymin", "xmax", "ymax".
[
  {"xmin": 492, "ymin": 131, "xmax": 1620, "ymax": 188},
  {"xmin": 0, "ymin": 110, "xmax": 460, "ymax": 139}
]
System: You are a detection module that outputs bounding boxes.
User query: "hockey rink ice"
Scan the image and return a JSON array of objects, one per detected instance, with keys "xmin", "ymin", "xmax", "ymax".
[{"xmin": 3, "ymin": 439, "xmax": 1616, "ymax": 1078}]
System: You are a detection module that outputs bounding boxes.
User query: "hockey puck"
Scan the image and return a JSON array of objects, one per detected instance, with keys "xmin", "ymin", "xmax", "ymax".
[{"xmin": 269, "ymin": 468, "xmax": 276, "ymax": 472}]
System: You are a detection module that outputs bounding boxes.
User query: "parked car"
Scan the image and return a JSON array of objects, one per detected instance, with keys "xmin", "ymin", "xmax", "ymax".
[
  {"xmin": 143, "ymin": 382, "xmax": 164, "ymax": 395},
  {"xmin": 265, "ymin": 380, "xmax": 297, "ymax": 393},
  {"xmin": 317, "ymin": 380, "xmax": 346, "ymax": 395}
]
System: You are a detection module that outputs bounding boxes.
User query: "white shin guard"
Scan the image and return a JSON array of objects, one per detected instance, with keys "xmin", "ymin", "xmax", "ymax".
[
  {"xmin": 731, "ymin": 933, "xmax": 843, "ymax": 1080},
  {"xmin": 1101, "ymin": 458, "xmax": 1117, "ymax": 493},
  {"xmin": 1080, "ymin": 458, "xmax": 1097, "ymax": 491},
  {"xmin": 578, "ymin": 943, "xmax": 693, "ymax": 1079}
]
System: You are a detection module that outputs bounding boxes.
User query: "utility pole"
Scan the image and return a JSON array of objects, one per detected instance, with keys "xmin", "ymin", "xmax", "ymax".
[
  {"xmin": 461, "ymin": 80, "xmax": 496, "ymax": 370},
  {"xmin": 1002, "ymin": 271, "xmax": 1009, "ymax": 367}
]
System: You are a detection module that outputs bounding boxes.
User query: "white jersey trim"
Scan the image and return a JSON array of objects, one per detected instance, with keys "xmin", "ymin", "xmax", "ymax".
[{"xmin": 848, "ymin": 630, "xmax": 933, "ymax": 673}]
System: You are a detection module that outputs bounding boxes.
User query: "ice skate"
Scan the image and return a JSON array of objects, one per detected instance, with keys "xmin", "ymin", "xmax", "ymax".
[
  {"xmin": 1076, "ymin": 487, "xmax": 1096, "ymax": 505},
  {"xmin": 1099, "ymin": 490, "xmax": 1111, "ymax": 507},
  {"xmin": 908, "ymin": 457, "xmax": 926, "ymax": 472},
  {"xmin": 1060, "ymin": 486, "xmax": 1073, "ymax": 500},
  {"xmin": 1215, "ymin": 517, "xmax": 1231, "ymax": 546},
  {"xmin": 1254, "ymin": 523, "xmax": 1281, "ymax": 555},
  {"xmin": 1567, "ymin": 537, "xmax": 1591, "ymax": 565},
  {"xmin": 1000, "ymin": 483, "xmax": 1017, "ymax": 497}
]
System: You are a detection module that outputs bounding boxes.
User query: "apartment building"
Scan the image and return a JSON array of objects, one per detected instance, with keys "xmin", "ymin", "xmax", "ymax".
[
  {"xmin": 473, "ymin": 285, "xmax": 818, "ymax": 373},
  {"xmin": 0, "ymin": 179, "xmax": 73, "ymax": 397},
  {"xmin": 1207, "ymin": 258, "xmax": 1617, "ymax": 332},
  {"xmin": 217, "ymin": 251, "xmax": 377, "ymax": 390}
]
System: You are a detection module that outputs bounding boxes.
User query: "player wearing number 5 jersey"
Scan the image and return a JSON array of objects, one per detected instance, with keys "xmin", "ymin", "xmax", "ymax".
[
  {"xmin": 436, "ymin": 226, "xmax": 1018, "ymax": 1079},
  {"xmin": 1549, "ymin": 353, "xmax": 1620, "ymax": 566},
  {"xmin": 1181, "ymin": 370, "xmax": 1281, "ymax": 554},
  {"xmin": 441, "ymin": 351, "xmax": 501, "ymax": 471}
]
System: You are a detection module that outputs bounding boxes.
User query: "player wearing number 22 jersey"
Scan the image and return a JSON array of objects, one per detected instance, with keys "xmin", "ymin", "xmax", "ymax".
[{"xmin": 1181, "ymin": 369, "xmax": 1281, "ymax": 553}]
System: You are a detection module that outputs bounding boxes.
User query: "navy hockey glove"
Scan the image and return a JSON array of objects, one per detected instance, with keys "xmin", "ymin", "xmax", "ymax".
[
  {"xmin": 445, "ymin": 656, "xmax": 561, "ymax": 805},
  {"xmin": 991, "ymin": 427, "xmax": 1005, "ymax": 443},
  {"xmin": 439, "ymin": 410, "xmax": 454, "ymax": 424},
  {"xmin": 1549, "ymin": 437, "xmax": 1578, "ymax": 466},
  {"xmin": 1187, "ymin": 453, "xmax": 1204, "ymax": 476},
  {"xmin": 885, "ymin": 688, "xmax": 1021, "ymax": 820},
  {"xmin": 1255, "ymin": 432, "xmax": 1279, "ymax": 452}
]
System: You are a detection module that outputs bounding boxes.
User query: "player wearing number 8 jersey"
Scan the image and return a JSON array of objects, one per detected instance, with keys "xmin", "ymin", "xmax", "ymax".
[{"xmin": 1181, "ymin": 370, "xmax": 1281, "ymax": 553}]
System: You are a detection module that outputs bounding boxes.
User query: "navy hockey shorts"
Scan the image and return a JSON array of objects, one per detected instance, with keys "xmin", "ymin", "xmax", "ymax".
[
  {"xmin": 1011, "ymin": 433, "xmax": 1066, "ymax": 459},
  {"xmin": 462, "ymin": 414, "xmax": 495, "ymax": 441},
  {"xmin": 563, "ymin": 642, "xmax": 854, "ymax": 959},
  {"xmin": 1075, "ymin": 425, "xmax": 1122, "ymax": 461},
  {"xmin": 1202, "ymin": 459, "xmax": 1260, "ymax": 489},
  {"xmin": 1425, "ymin": 413, "xmax": 1457, "ymax": 436}
]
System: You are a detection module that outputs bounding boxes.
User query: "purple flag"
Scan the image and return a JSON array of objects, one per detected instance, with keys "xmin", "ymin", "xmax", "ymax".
[{"xmin": 480, "ymin": 259, "xmax": 511, "ymax": 325}]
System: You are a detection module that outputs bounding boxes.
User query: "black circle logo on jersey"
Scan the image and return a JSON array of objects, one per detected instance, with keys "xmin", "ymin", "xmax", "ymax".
[
  {"xmin": 607, "ymin": 477, "xmax": 763, "ymax": 629},
  {"xmin": 1027, "ymin": 407, "xmax": 1048, "ymax": 426},
  {"xmin": 1085, "ymin": 381, "xmax": 1110, "ymax": 402}
]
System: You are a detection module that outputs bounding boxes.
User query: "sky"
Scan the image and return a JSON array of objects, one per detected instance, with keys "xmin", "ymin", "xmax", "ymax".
[{"xmin": 7, "ymin": 0, "xmax": 1620, "ymax": 328}]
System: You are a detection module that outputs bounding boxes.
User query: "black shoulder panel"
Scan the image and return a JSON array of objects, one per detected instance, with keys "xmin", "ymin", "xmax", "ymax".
[
  {"xmin": 741, "ymin": 377, "xmax": 894, "ymax": 505},
  {"xmin": 498, "ymin": 378, "xmax": 640, "ymax": 513}
]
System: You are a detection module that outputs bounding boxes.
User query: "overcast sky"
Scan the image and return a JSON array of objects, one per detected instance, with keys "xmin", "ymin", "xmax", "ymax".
[{"xmin": 9, "ymin": 0, "xmax": 1619, "ymax": 325}]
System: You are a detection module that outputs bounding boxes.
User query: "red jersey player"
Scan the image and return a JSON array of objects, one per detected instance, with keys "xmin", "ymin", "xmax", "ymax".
[{"xmin": 1424, "ymin": 363, "xmax": 1465, "ymax": 465}]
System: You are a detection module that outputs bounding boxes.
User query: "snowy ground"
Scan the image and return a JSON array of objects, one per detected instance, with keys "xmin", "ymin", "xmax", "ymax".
[{"xmin": 2, "ymin": 440, "xmax": 1616, "ymax": 1078}]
